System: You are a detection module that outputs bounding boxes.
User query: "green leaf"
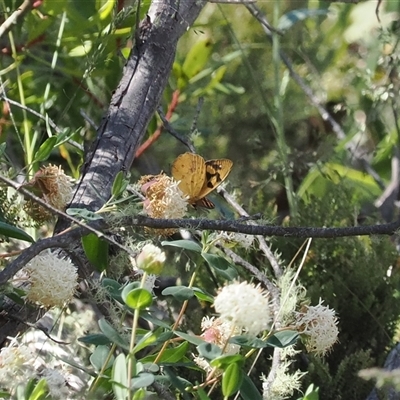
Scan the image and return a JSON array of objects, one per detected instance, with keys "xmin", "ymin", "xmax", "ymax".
[
  {"xmin": 90, "ymin": 345, "xmax": 113, "ymax": 371},
  {"xmin": 140, "ymin": 341, "xmax": 189, "ymax": 364},
  {"xmin": 197, "ymin": 387, "xmax": 212, "ymax": 400},
  {"xmin": 0, "ymin": 222, "xmax": 34, "ymax": 243},
  {"xmin": 123, "ymin": 287, "xmax": 153, "ymax": 310},
  {"xmin": 265, "ymin": 330, "xmax": 299, "ymax": 348},
  {"xmin": 82, "ymin": 233, "xmax": 109, "ymax": 272},
  {"xmin": 278, "ymin": 8, "xmax": 329, "ymax": 31},
  {"xmin": 102, "ymin": 278, "xmax": 124, "ymax": 303},
  {"xmin": 222, "ymin": 362, "xmax": 243, "ymax": 397},
  {"xmin": 239, "ymin": 374, "xmax": 263, "ymax": 400},
  {"xmin": 210, "ymin": 354, "xmax": 245, "ymax": 369},
  {"xmin": 141, "ymin": 311, "xmax": 172, "ymax": 329},
  {"xmin": 230, "ymin": 335, "xmax": 270, "ymax": 348},
  {"xmin": 201, "ymin": 253, "xmax": 238, "ymax": 280},
  {"xmin": 162, "ymin": 240, "xmax": 202, "ymax": 253},
  {"xmin": 159, "ymin": 341, "xmax": 189, "ymax": 363},
  {"xmin": 112, "ymin": 171, "xmax": 128, "ymax": 198},
  {"xmin": 298, "ymin": 384, "xmax": 319, "ymax": 400},
  {"xmin": 34, "ymin": 136, "xmax": 57, "ymax": 162},
  {"xmin": 162, "ymin": 286, "xmax": 194, "ymax": 301},
  {"xmin": 298, "ymin": 163, "xmax": 381, "ymax": 203},
  {"xmin": 98, "ymin": 318, "xmax": 129, "ymax": 351},
  {"xmin": 27, "ymin": 378, "xmax": 47, "ymax": 400},
  {"xmin": 78, "ymin": 333, "xmax": 111, "ymax": 346},
  {"xmin": 69, "ymin": 40, "xmax": 93, "ymax": 57},
  {"xmin": 132, "ymin": 388, "xmax": 146, "ymax": 400},
  {"xmin": 132, "ymin": 330, "xmax": 159, "ymax": 355},
  {"xmin": 192, "ymin": 287, "xmax": 214, "ymax": 303},
  {"xmin": 112, "ymin": 353, "xmax": 128, "ymax": 400},
  {"xmin": 131, "ymin": 372, "xmax": 155, "ymax": 389},
  {"xmin": 174, "ymin": 331, "xmax": 206, "ymax": 346},
  {"xmin": 0, "ymin": 143, "xmax": 6, "ymax": 158},
  {"xmin": 66, "ymin": 208, "xmax": 103, "ymax": 220},
  {"xmin": 197, "ymin": 342, "xmax": 222, "ymax": 360},
  {"xmin": 163, "ymin": 367, "xmax": 192, "ymax": 400},
  {"xmin": 182, "ymin": 38, "xmax": 213, "ymax": 79}
]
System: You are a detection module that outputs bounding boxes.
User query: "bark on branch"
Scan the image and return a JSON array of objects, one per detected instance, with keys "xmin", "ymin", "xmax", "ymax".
[{"xmin": 0, "ymin": 0, "xmax": 206, "ymax": 346}]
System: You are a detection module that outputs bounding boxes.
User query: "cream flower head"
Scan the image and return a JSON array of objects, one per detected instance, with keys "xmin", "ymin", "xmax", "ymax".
[
  {"xmin": 214, "ymin": 281, "xmax": 271, "ymax": 336},
  {"xmin": 0, "ymin": 338, "xmax": 36, "ymax": 388},
  {"xmin": 24, "ymin": 165, "xmax": 73, "ymax": 222},
  {"xmin": 139, "ymin": 173, "xmax": 188, "ymax": 235},
  {"xmin": 295, "ymin": 298, "xmax": 339, "ymax": 356},
  {"xmin": 24, "ymin": 252, "xmax": 78, "ymax": 308}
]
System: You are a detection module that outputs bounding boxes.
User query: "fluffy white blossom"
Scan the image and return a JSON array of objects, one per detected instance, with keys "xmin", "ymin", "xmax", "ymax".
[
  {"xmin": 139, "ymin": 174, "xmax": 188, "ymax": 235},
  {"xmin": 262, "ymin": 360, "xmax": 306, "ymax": 400},
  {"xmin": 213, "ymin": 231, "xmax": 254, "ymax": 249},
  {"xmin": 24, "ymin": 252, "xmax": 78, "ymax": 308},
  {"xmin": 214, "ymin": 281, "xmax": 271, "ymax": 336},
  {"xmin": 0, "ymin": 338, "xmax": 36, "ymax": 388},
  {"xmin": 41, "ymin": 368, "xmax": 70, "ymax": 399},
  {"xmin": 295, "ymin": 299, "xmax": 339, "ymax": 356},
  {"xmin": 193, "ymin": 316, "xmax": 241, "ymax": 374}
]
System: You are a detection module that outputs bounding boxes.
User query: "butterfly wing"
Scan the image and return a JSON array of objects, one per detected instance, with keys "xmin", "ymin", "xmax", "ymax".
[
  {"xmin": 171, "ymin": 153, "xmax": 206, "ymax": 202},
  {"xmin": 196, "ymin": 159, "xmax": 233, "ymax": 200}
]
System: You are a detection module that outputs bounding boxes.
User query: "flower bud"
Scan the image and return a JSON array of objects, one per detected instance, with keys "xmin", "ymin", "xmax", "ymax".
[{"xmin": 136, "ymin": 244, "xmax": 166, "ymax": 275}]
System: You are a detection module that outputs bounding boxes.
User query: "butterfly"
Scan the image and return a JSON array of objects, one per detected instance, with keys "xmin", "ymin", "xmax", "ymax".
[{"xmin": 171, "ymin": 152, "xmax": 233, "ymax": 209}]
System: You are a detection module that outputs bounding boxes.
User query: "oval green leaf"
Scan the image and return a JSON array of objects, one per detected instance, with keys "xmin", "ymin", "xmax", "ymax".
[
  {"xmin": 90, "ymin": 345, "xmax": 113, "ymax": 371},
  {"xmin": 34, "ymin": 136, "xmax": 57, "ymax": 162},
  {"xmin": 210, "ymin": 354, "xmax": 245, "ymax": 369},
  {"xmin": 239, "ymin": 374, "xmax": 263, "ymax": 400},
  {"xmin": 98, "ymin": 318, "xmax": 129, "ymax": 350},
  {"xmin": 197, "ymin": 342, "xmax": 222, "ymax": 360},
  {"xmin": 0, "ymin": 222, "xmax": 34, "ymax": 243},
  {"xmin": 112, "ymin": 353, "xmax": 128, "ymax": 400},
  {"xmin": 162, "ymin": 286, "xmax": 194, "ymax": 301},
  {"xmin": 222, "ymin": 362, "xmax": 243, "ymax": 397},
  {"xmin": 112, "ymin": 171, "xmax": 128, "ymax": 198},
  {"xmin": 182, "ymin": 38, "xmax": 213, "ymax": 79},
  {"xmin": 78, "ymin": 333, "xmax": 111, "ymax": 346},
  {"xmin": 201, "ymin": 253, "xmax": 238, "ymax": 280},
  {"xmin": 162, "ymin": 240, "xmax": 202, "ymax": 253},
  {"xmin": 131, "ymin": 372, "xmax": 155, "ymax": 389},
  {"xmin": 124, "ymin": 288, "xmax": 153, "ymax": 310},
  {"xmin": 82, "ymin": 233, "xmax": 109, "ymax": 272},
  {"xmin": 265, "ymin": 330, "xmax": 299, "ymax": 348}
]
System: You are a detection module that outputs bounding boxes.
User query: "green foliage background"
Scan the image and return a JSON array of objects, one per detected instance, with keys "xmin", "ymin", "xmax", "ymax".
[{"xmin": 2, "ymin": 0, "xmax": 400, "ymax": 398}]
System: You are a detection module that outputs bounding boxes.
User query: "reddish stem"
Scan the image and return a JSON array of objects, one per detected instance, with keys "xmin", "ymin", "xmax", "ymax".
[{"xmin": 135, "ymin": 89, "xmax": 180, "ymax": 158}]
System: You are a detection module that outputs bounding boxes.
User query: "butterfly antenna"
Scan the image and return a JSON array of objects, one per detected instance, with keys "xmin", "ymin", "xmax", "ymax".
[
  {"xmin": 157, "ymin": 107, "xmax": 196, "ymax": 152},
  {"xmin": 189, "ymin": 96, "xmax": 204, "ymax": 139}
]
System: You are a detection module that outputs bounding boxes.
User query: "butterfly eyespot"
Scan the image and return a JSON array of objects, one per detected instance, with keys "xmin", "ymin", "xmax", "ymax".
[{"xmin": 171, "ymin": 152, "xmax": 233, "ymax": 209}]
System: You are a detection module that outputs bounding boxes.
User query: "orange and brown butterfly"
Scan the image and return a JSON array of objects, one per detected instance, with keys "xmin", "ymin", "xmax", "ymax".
[{"xmin": 171, "ymin": 152, "xmax": 233, "ymax": 209}]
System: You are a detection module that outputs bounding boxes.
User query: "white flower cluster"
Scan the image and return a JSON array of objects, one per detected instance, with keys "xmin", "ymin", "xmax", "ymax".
[
  {"xmin": 214, "ymin": 281, "xmax": 271, "ymax": 336},
  {"xmin": 295, "ymin": 299, "xmax": 339, "ymax": 356},
  {"xmin": 213, "ymin": 231, "xmax": 254, "ymax": 249},
  {"xmin": 25, "ymin": 252, "xmax": 78, "ymax": 308},
  {"xmin": 141, "ymin": 174, "xmax": 188, "ymax": 219},
  {"xmin": 0, "ymin": 338, "xmax": 34, "ymax": 385},
  {"xmin": 193, "ymin": 316, "xmax": 240, "ymax": 374},
  {"xmin": 262, "ymin": 358, "xmax": 306, "ymax": 400},
  {"xmin": 0, "ymin": 339, "xmax": 70, "ymax": 398}
]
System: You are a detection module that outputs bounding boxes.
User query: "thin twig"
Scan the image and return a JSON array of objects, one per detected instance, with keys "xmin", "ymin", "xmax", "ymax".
[
  {"xmin": 127, "ymin": 214, "xmax": 400, "ymax": 238},
  {"xmin": 0, "ymin": 0, "xmax": 35, "ymax": 39},
  {"xmin": 0, "ymin": 95, "xmax": 83, "ymax": 151},
  {"xmin": 0, "ymin": 174, "xmax": 135, "ymax": 255},
  {"xmin": 157, "ymin": 106, "xmax": 196, "ymax": 152},
  {"xmin": 220, "ymin": 187, "xmax": 283, "ymax": 278}
]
